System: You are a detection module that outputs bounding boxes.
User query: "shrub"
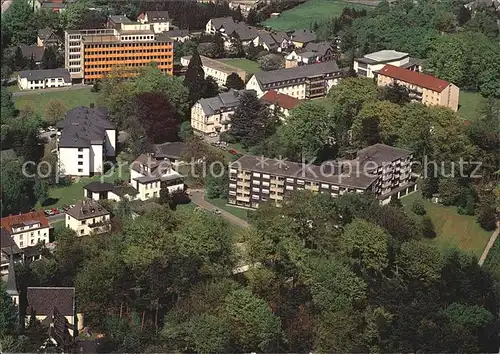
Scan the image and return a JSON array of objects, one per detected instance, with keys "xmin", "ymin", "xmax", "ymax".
[
  {"xmin": 476, "ymin": 203, "xmax": 497, "ymax": 231},
  {"xmin": 412, "ymin": 199, "xmax": 426, "ymax": 215},
  {"xmin": 422, "ymin": 215, "xmax": 437, "ymax": 238}
]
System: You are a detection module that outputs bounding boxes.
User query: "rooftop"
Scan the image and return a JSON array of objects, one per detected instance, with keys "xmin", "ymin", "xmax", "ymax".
[
  {"xmin": 378, "ymin": 64, "xmax": 452, "ymax": 92},
  {"xmin": 18, "ymin": 44, "xmax": 44, "ymax": 62},
  {"xmin": 357, "ymin": 143, "xmax": 412, "ymax": 165},
  {"xmin": 290, "ymin": 29, "xmax": 316, "ymax": 43},
  {"xmin": 65, "ymin": 199, "xmax": 110, "ymax": 220},
  {"xmin": 131, "ymin": 154, "xmax": 183, "ymax": 183},
  {"xmin": 145, "ymin": 10, "xmax": 170, "ymax": 22},
  {"xmin": 197, "ymin": 89, "xmax": 251, "ymax": 116},
  {"xmin": 253, "ymin": 61, "xmax": 341, "ymax": 85},
  {"xmin": 0, "ymin": 228, "xmax": 21, "ymax": 255},
  {"xmin": 1, "ymin": 211, "xmax": 49, "ymax": 235},
  {"xmin": 182, "ymin": 55, "xmax": 244, "ymax": 75},
  {"xmin": 364, "ymin": 49, "xmax": 409, "ymax": 62},
  {"xmin": 57, "ymin": 107, "xmax": 115, "ymax": 148},
  {"xmin": 153, "ymin": 141, "xmax": 187, "ymax": 160},
  {"xmin": 108, "ymin": 15, "xmax": 132, "ymax": 24},
  {"xmin": 83, "ymin": 181, "xmax": 114, "ymax": 193},
  {"xmin": 261, "ymin": 90, "xmax": 301, "ymax": 110},
  {"xmin": 27, "ymin": 287, "xmax": 75, "ymax": 317},
  {"xmin": 18, "ymin": 68, "xmax": 70, "ymax": 82}
]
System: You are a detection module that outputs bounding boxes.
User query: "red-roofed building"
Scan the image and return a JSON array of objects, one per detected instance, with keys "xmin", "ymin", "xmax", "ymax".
[
  {"xmin": 1, "ymin": 211, "xmax": 50, "ymax": 249},
  {"xmin": 261, "ymin": 90, "xmax": 301, "ymax": 117},
  {"xmin": 377, "ymin": 64, "xmax": 459, "ymax": 112}
]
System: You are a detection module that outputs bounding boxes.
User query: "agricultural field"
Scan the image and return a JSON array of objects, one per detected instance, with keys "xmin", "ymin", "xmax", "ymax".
[
  {"xmin": 13, "ymin": 86, "xmax": 99, "ymax": 117},
  {"xmin": 401, "ymin": 191, "xmax": 492, "ymax": 257},
  {"xmin": 262, "ymin": 0, "xmax": 374, "ymax": 31}
]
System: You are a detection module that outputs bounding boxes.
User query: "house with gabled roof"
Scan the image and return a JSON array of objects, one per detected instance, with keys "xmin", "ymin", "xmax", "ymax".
[
  {"xmin": 37, "ymin": 28, "xmax": 61, "ymax": 47},
  {"xmin": 65, "ymin": 199, "xmax": 111, "ymax": 236},
  {"xmin": 261, "ymin": 90, "xmax": 301, "ymax": 117},
  {"xmin": 1, "ymin": 211, "xmax": 50, "ymax": 250}
]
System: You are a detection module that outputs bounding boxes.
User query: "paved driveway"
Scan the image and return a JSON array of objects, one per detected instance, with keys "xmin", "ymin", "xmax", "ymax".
[{"xmin": 189, "ymin": 190, "xmax": 249, "ymax": 228}]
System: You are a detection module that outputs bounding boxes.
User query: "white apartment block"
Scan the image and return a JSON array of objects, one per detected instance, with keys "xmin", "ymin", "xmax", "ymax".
[
  {"xmin": 246, "ymin": 61, "xmax": 343, "ymax": 99},
  {"xmin": 17, "ymin": 69, "xmax": 72, "ymax": 90},
  {"xmin": 181, "ymin": 55, "xmax": 246, "ymax": 87},
  {"xmin": 0, "ymin": 211, "xmax": 51, "ymax": 249},
  {"xmin": 57, "ymin": 107, "xmax": 116, "ymax": 176},
  {"xmin": 353, "ymin": 50, "xmax": 421, "ymax": 78}
]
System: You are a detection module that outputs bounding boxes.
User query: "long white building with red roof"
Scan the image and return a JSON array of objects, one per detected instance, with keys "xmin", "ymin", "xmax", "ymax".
[
  {"xmin": 1, "ymin": 211, "xmax": 50, "ymax": 249},
  {"xmin": 376, "ymin": 64, "xmax": 459, "ymax": 111}
]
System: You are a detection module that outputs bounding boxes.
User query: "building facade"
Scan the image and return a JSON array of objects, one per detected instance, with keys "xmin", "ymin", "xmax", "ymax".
[
  {"xmin": 354, "ymin": 50, "xmax": 421, "ymax": 78},
  {"xmin": 130, "ymin": 154, "xmax": 185, "ymax": 201},
  {"xmin": 377, "ymin": 64, "xmax": 460, "ymax": 112},
  {"xmin": 64, "ymin": 16, "xmax": 174, "ymax": 83},
  {"xmin": 228, "ymin": 144, "xmax": 416, "ymax": 208},
  {"xmin": 0, "ymin": 212, "xmax": 51, "ymax": 249},
  {"xmin": 191, "ymin": 89, "xmax": 251, "ymax": 135},
  {"xmin": 57, "ymin": 107, "xmax": 117, "ymax": 176},
  {"xmin": 137, "ymin": 11, "xmax": 171, "ymax": 33},
  {"xmin": 246, "ymin": 61, "xmax": 344, "ymax": 99},
  {"xmin": 261, "ymin": 90, "xmax": 301, "ymax": 118},
  {"xmin": 65, "ymin": 199, "xmax": 111, "ymax": 236},
  {"xmin": 180, "ymin": 55, "xmax": 246, "ymax": 87},
  {"xmin": 17, "ymin": 69, "xmax": 71, "ymax": 90}
]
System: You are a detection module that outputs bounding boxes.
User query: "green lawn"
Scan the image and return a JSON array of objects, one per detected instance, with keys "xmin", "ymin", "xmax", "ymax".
[
  {"xmin": 13, "ymin": 87, "xmax": 100, "ymax": 117},
  {"xmin": 221, "ymin": 58, "xmax": 261, "ymax": 78},
  {"xmin": 457, "ymin": 91, "xmax": 485, "ymax": 122},
  {"xmin": 262, "ymin": 0, "xmax": 373, "ymax": 31},
  {"xmin": 401, "ymin": 191, "xmax": 491, "ymax": 257},
  {"xmin": 206, "ymin": 197, "xmax": 250, "ymax": 221},
  {"xmin": 39, "ymin": 163, "xmax": 131, "ymax": 209}
]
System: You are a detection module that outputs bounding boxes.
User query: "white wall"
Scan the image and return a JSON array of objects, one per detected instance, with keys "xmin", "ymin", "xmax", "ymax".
[
  {"xmin": 152, "ymin": 22, "xmax": 170, "ymax": 33},
  {"xmin": 245, "ymin": 76, "xmax": 264, "ymax": 97},
  {"xmin": 65, "ymin": 213, "xmax": 111, "ymax": 236},
  {"xmin": 10, "ymin": 226, "xmax": 50, "ymax": 249},
  {"xmin": 59, "ymin": 147, "xmax": 90, "ymax": 176},
  {"xmin": 105, "ymin": 129, "xmax": 116, "ymax": 157},
  {"xmin": 90, "ymin": 144, "xmax": 103, "ymax": 174}
]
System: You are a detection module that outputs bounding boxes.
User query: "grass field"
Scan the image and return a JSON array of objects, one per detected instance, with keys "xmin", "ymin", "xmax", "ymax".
[
  {"xmin": 401, "ymin": 191, "xmax": 491, "ymax": 257},
  {"xmin": 39, "ymin": 163, "xmax": 131, "ymax": 209},
  {"xmin": 13, "ymin": 87, "xmax": 100, "ymax": 117},
  {"xmin": 221, "ymin": 58, "xmax": 261, "ymax": 78},
  {"xmin": 457, "ymin": 91, "xmax": 484, "ymax": 122},
  {"xmin": 262, "ymin": 0, "xmax": 373, "ymax": 31},
  {"xmin": 206, "ymin": 197, "xmax": 250, "ymax": 221}
]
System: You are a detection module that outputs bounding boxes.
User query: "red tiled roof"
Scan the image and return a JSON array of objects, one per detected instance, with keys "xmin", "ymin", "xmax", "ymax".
[
  {"xmin": 261, "ymin": 90, "xmax": 301, "ymax": 110},
  {"xmin": 378, "ymin": 64, "xmax": 451, "ymax": 93},
  {"xmin": 1, "ymin": 211, "xmax": 49, "ymax": 234}
]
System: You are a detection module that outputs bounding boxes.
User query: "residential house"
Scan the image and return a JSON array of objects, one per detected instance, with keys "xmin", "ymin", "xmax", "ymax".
[
  {"xmin": 26, "ymin": 287, "xmax": 84, "ymax": 337},
  {"xmin": 0, "ymin": 211, "xmax": 50, "ymax": 250},
  {"xmin": 180, "ymin": 55, "xmax": 246, "ymax": 86},
  {"xmin": 261, "ymin": 90, "xmax": 301, "ymax": 118},
  {"xmin": 37, "ymin": 28, "xmax": 61, "ymax": 47},
  {"xmin": 205, "ymin": 16, "xmax": 236, "ymax": 35},
  {"xmin": 57, "ymin": 107, "xmax": 117, "ymax": 176},
  {"xmin": 30, "ymin": 0, "xmax": 65, "ymax": 12},
  {"xmin": 137, "ymin": 11, "xmax": 171, "ymax": 33},
  {"xmin": 304, "ymin": 41, "xmax": 335, "ymax": 62},
  {"xmin": 464, "ymin": 0, "xmax": 500, "ymax": 12},
  {"xmin": 377, "ymin": 64, "xmax": 459, "ymax": 111},
  {"xmin": 285, "ymin": 49, "xmax": 319, "ymax": 68},
  {"xmin": 18, "ymin": 44, "xmax": 45, "ymax": 65},
  {"xmin": 130, "ymin": 154, "xmax": 185, "ymax": 201},
  {"xmin": 152, "ymin": 141, "xmax": 188, "ymax": 165},
  {"xmin": 65, "ymin": 15, "xmax": 174, "ymax": 83},
  {"xmin": 353, "ymin": 49, "xmax": 421, "ymax": 78},
  {"xmin": 17, "ymin": 69, "xmax": 72, "ymax": 90},
  {"xmin": 82, "ymin": 181, "xmax": 139, "ymax": 202},
  {"xmin": 162, "ymin": 29, "xmax": 190, "ymax": 42},
  {"xmin": 289, "ymin": 29, "xmax": 316, "ymax": 48},
  {"xmin": 65, "ymin": 199, "xmax": 111, "ymax": 236},
  {"xmin": 228, "ymin": 143, "xmax": 415, "ymax": 208},
  {"xmin": 252, "ymin": 31, "xmax": 291, "ymax": 52},
  {"xmin": 205, "ymin": 17, "xmax": 258, "ymax": 45},
  {"xmin": 191, "ymin": 89, "xmax": 251, "ymax": 135},
  {"xmin": 246, "ymin": 61, "xmax": 344, "ymax": 99}
]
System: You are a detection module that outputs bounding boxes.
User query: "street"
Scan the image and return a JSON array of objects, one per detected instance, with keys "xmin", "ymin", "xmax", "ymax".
[{"xmin": 189, "ymin": 190, "xmax": 249, "ymax": 228}]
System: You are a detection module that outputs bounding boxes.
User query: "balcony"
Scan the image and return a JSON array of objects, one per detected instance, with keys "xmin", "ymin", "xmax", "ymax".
[{"xmin": 88, "ymin": 220, "xmax": 111, "ymax": 234}]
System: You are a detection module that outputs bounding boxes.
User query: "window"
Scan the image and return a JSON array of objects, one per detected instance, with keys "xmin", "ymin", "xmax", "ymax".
[
  {"xmin": 20, "ymin": 242, "xmax": 23, "ymax": 247},
  {"xmin": 78, "ymin": 148, "xmax": 83, "ymax": 152},
  {"xmin": 78, "ymin": 161, "xmax": 83, "ymax": 165},
  {"xmin": 80, "ymin": 229, "xmax": 84, "ymax": 234},
  {"xmin": 78, "ymin": 168, "xmax": 83, "ymax": 173},
  {"xmin": 81, "ymin": 220, "xmax": 86, "ymax": 225}
]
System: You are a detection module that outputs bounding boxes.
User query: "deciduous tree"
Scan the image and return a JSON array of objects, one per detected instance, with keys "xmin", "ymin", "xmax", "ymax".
[{"xmin": 44, "ymin": 99, "xmax": 67, "ymax": 125}]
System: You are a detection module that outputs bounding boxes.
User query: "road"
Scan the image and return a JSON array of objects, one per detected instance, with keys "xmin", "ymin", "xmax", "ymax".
[
  {"xmin": 190, "ymin": 190, "xmax": 249, "ymax": 228},
  {"xmin": 478, "ymin": 222, "xmax": 499, "ymax": 266},
  {"xmin": 12, "ymin": 84, "xmax": 89, "ymax": 97},
  {"xmin": 48, "ymin": 213, "xmax": 65, "ymax": 223}
]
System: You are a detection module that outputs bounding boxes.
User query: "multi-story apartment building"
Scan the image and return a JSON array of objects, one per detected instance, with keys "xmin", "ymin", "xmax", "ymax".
[
  {"xmin": 377, "ymin": 64, "xmax": 460, "ymax": 112},
  {"xmin": 64, "ymin": 15, "xmax": 174, "ymax": 83},
  {"xmin": 228, "ymin": 144, "xmax": 415, "ymax": 208},
  {"xmin": 130, "ymin": 154, "xmax": 185, "ymax": 201},
  {"xmin": 65, "ymin": 199, "xmax": 111, "ymax": 236},
  {"xmin": 180, "ymin": 55, "xmax": 246, "ymax": 87},
  {"xmin": 246, "ymin": 61, "xmax": 344, "ymax": 99},
  {"xmin": 57, "ymin": 107, "xmax": 116, "ymax": 176},
  {"xmin": 191, "ymin": 89, "xmax": 251, "ymax": 136},
  {"xmin": 0, "ymin": 211, "xmax": 51, "ymax": 249},
  {"xmin": 354, "ymin": 50, "xmax": 421, "ymax": 78}
]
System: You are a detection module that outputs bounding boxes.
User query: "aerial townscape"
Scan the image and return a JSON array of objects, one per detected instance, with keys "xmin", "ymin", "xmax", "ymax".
[{"xmin": 1, "ymin": 0, "xmax": 499, "ymax": 352}]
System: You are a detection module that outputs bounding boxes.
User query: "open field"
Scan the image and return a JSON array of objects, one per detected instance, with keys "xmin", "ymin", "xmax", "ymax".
[
  {"xmin": 261, "ymin": 0, "xmax": 373, "ymax": 31},
  {"xmin": 221, "ymin": 58, "xmax": 261, "ymax": 78},
  {"xmin": 457, "ymin": 91, "xmax": 486, "ymax": 122},
  {"xmin": 401, "ymin": 191, "xmax": 491, "ymax": 257},
  {"xmin": 13, "ymin": 87, "xmax": 99, "ymax": 117}
]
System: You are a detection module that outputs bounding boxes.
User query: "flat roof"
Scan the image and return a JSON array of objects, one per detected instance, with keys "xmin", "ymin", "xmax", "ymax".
[
  {"xmin": 364, "ymin": 50, "xmax": 408, "ymax": 62},
  {"xmin": 182, "ymin": 55, "xmax": 244, "ymax": 74}
]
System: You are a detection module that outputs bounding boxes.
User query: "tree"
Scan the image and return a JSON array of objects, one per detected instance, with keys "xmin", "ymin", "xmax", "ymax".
[
  {"xmin": 184, "ymin": 50, "xmax": 206, "ymax": 105},
  {"xmin": 27, "ymin": 53, "xmax": 36, "ymax": 70},
  {"xmin": 0, "ymin": 281, "xmax": 18, "ymax": 337},
  {"xmin": 389, "ymin": 197, "xmax": 403, "ymax": 208},
  {"xmin": 159, "ymin": 183, "xmax": 174, "ymax": 210},
  {"xmin": 13, "ymin": 46, "xmax": 26, "ymax": 71},
  {"xmin": 230, "ymin": 91, "xmax": 272, "ymax": 148},
  {"xmin": 1, "ymin": 160, "xmax": 37, "ymax": 216},
  {"xmin": 246, "ymin": 8, "xmax": 258, "ymax": 26},
  {"xmin": 227, "ymin": 34, "xmax": 244, "ymax": 58},
  {"xmin": 197, "ymin": 42, "xmax": 216, "ymax": 58},
  {"xmin": 378, "ymin": 83, "xmax": 410, "ymax": 105},
  {"xmin": 422, "ymin": 215, "xmax": 437, "ymax": 238},
  {"xmin": 225, "ymin": 288, "xmax": 282, "ymax": 352},
  {"xmin": 258, "ymin": 54, "xmax": 284, "ymax": 71},
  {"xmin": 476, "ymin": 201, "xmax": 496, "ymax": 231},
  {"xmin": 438, "ymin": 178, "xmax": 462, "ymax": 206},
  {"xmin": 213, "ymin": 32, "xmax": 226, "ymax": 59},
  {"xmin": 3, "ymin": 0, "xmax": 37, "ymax": 44},
  {"xmin": 33, "ymin": 179, "xmax": 49, "ymax": 205},
  {"xmin": 397, "ymin": 240, "xmax": 442, "ymax": 281},
  {"xmin": 246, "ymin": 42, "xmax": 265, "ymax": 61},
  {"xmin": 178, "ymin": 121, "xmax": 193, "ymax": 141},
  {"xmin": 200, "ymin": 76, "xmax": 219, "ymax": 99},
  {"xmin": 412, "ymin": 199, "xmax": 426, "ymax": 215},
  {"xmin": 278, "ymin": 101, "xmax": 333, "ymax": 162},
  {"xmin": 341, "ymin": 218, "xmax": 390, "ymax": 274},
  {"xmin": 44, "ymin": 99, "xmax": 67, "ymax": 125},
  {"xmin": 456, "ymin": 6, "xmax": 471, "ymax": 26},
  {"xmin": 40, "ymin": 46, "xmax": 60, "ymax": 69},
  {"xmin": 226, "ymin": 72, "xmax": 245, "ymax": 90}
]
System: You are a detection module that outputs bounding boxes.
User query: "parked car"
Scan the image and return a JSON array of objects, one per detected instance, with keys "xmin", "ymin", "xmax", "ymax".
[
  {"xmin": 212, "ymin": 208, "xmax": 222, "ymax": 215},
  {"xmin": 228, "ymin": 149, "xmax": 238, "ymax": 155},
  {"xmin": 51, "ymin": 207, "xmax": 60, "ymax": 215},
  {"xmin": 57, "ymin": 207, "xmax": 65, "ymax": 213},
  {"xmin": 62, "ymin": 205, "xmax": 70, "ymax": 211},
  {"xmin": 45, "ymin": 209, "xmax": 55, "ymax": 216}
]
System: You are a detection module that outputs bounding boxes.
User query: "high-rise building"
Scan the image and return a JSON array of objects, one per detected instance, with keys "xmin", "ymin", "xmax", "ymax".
[{"xmin": 65, "ymin": 15, "xmax": 174, "ymax": 83}]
